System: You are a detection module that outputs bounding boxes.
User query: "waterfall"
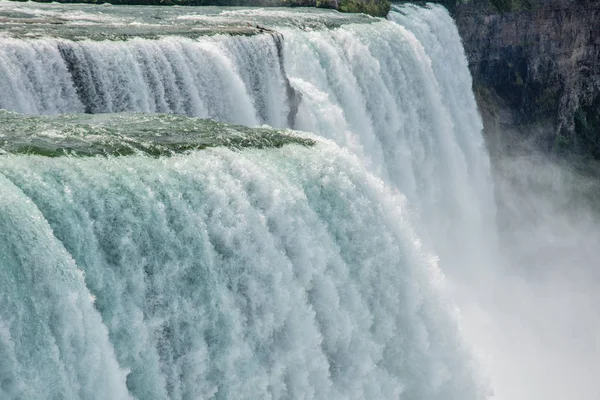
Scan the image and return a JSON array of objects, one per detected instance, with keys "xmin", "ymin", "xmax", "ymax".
[
  {"xmin": 0, "ymin": 34, "xmax": 291, "ymax": 126},
  {"xmin": 0, "ymin": 115, "xmax": 485, "ymax": 398},
  {"xmin": 0, "ymin": 3, "xmax": 496, "ymax": 275},
  {"xmin": 0, "ymin": 2, "xmax": 495, "ymax": 399},
  {"xmin": 285, "ymin": 6, "xmax": 496, "ymax": 276}
]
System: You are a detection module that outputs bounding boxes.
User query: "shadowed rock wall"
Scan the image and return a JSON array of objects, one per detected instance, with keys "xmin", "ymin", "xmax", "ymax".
[{"xmin": 451, "ymin": 0, "xmax": 600, "ymax": 160}]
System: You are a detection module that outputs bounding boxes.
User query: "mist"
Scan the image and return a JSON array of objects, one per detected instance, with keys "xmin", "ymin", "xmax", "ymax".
[{"xmin": 458, "ymin": 151, "xmax": 600, "ymax": 400}]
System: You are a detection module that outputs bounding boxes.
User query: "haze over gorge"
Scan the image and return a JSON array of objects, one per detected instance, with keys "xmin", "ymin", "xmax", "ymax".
[{"xmin": 0, "ymin": 1, "xmax": 598, "ymax": 399}]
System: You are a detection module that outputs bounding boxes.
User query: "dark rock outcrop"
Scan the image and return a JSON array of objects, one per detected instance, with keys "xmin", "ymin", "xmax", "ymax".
[{"xmin": 450, "ymin": 0, "xmax": 600, "ymax": 160}]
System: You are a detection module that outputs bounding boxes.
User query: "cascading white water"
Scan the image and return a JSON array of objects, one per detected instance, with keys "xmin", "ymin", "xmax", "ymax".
[
  {"xmin": 285, "ymin": 6, "xmax": 496, "ymax": 277},
  {"xmin": 0, "ymin": 123, "xmax": 486, "ymax": 399},
  {"xmin": 0, "ymin": 34, "xmax": 290, "ymax": 126},
  {"xmin": 0, "ymin": 3, "xmax": 496, "ymax": 276},
  {"xmin": 0, "ymin": 2, "xmax": 499, "ymax": 399}
]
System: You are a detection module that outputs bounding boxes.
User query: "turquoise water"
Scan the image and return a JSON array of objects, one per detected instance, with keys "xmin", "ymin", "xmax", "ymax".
[
  {"xmin": 0, "ymin": 111, "xmax": 314, "ymax": 156},
  {"xmin": 0, "ymin": 137, "xmax": 484, "ymax": 399},
  {"xmin": 0, "ymin": 3, "xmax": 497, "ymax": 399}
]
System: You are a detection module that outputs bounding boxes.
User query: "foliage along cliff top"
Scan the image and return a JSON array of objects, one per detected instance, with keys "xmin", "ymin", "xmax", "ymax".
[{"xmin": 8, "ymin": 0, "xmax": 391, "ymax": 17}]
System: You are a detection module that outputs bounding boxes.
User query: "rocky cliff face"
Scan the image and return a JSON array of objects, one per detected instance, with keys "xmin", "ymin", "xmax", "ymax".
[{"xmin": 452, "ymin": 0, "xmax": 600, "ymax": 160}]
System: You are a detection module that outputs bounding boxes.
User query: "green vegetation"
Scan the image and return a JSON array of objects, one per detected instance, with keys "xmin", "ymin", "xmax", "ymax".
[
  {"xmin": 11, "ymin": 0, "xmax": 390, "ymax": 17},
  {"xmin": 536, "ymin": 87, "xmax": 559, "ymax": 115},
  {"xmin": 552, "ymin": 97, "xmax": 600, "ymax": 161},
  {"xmin": 338, "ymin": 0, "xmax": 390, "ymax": 17},
  {"xmin": 17, "ymin": 0, "xmax": 316, "ymax": 5},
  {"xmin": 573, "ymin": 97, "xmax": 600, "ymax": 160},
  {"xmin": 554, "ymin": 132, "xmax": 572, "ymax": 153}
]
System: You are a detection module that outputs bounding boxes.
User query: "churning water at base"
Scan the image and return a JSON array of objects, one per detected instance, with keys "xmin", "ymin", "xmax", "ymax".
[{"xmin": 0, "ymin": 2, "xmax": 498, "ymax": 399}]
